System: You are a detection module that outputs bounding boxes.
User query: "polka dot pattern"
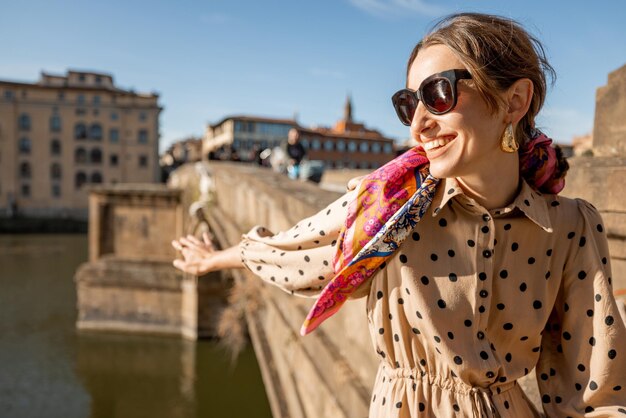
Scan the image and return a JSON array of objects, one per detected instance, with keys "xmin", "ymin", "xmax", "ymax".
[{"xmin": 239, "ymin": 178, "xmax": 626, "ymax": 417}]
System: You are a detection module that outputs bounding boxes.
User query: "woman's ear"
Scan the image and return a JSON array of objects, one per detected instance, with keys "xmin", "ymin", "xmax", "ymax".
[{"xmin": 506, "ymin": 78, "xmax": 534, "ymax": 124}]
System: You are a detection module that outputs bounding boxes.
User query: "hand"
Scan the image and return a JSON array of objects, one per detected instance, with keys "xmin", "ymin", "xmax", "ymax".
[
  {"xmin": 347, "ymin": 175, "xmax": 366, "ymax": 191},
  {"xmin": 171, "ymin": 232, "xmax": 216, "ymax": 275}
]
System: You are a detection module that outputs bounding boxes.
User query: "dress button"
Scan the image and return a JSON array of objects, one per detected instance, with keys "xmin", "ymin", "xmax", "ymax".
[
  {"xmin": 482, "ymin": 250, "xmax": 492, "ymax": 258},
  {"xmin": 483, "ymin": 214, "xmax": 491, "ymax": 222},
  {"xmin": 477, "ymin": 331, "xmax": 485, "ymax": 340},
  {"xmin": 479, "ymin": 290, "xmax": 488, "ymax": 298},
  {"xmin": 486, "ymin": 371, "xmax": 495, "ymax": 379}
]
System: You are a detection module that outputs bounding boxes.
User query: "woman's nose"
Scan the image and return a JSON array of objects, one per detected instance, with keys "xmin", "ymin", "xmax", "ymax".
[{"xmin": 410, "ymin": 103, "xmax": 435, "ymax": 139}]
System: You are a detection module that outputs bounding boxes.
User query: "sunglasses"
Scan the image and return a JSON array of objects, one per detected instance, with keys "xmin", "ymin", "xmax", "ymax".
[{"xmin": 391, "ymin": 69, "xmax": 472, "ymax": 126}]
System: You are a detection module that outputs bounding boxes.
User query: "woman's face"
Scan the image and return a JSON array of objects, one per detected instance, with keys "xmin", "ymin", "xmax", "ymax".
[{"xmin": 408, "ymin": 44, "xmax": 506, "ymax": 179}]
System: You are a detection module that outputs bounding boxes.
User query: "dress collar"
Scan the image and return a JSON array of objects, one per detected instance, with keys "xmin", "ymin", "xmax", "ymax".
[{"xmin": 431, "ymin": 177, "xmax": 553, "ymax": 233}]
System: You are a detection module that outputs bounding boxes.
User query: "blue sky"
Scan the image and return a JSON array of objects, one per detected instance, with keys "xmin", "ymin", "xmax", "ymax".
[{"xmin": 1, "ymin": 0, "xmax": 624, "ymax": 152}]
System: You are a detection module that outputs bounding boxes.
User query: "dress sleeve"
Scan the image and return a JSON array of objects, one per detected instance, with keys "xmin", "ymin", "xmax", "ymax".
[
  {"xmin": 536, "ymin": 199, "xmax": 626, "ymax": 416},
  {"xmin": 239, "ymin": 190, "xmax": 365, "ymax": 298}
]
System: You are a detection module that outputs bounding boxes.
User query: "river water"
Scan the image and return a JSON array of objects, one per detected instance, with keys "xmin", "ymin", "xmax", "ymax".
[{"xmin": 0, "ymin": 234, "xmax": 272, "ymax": 418}]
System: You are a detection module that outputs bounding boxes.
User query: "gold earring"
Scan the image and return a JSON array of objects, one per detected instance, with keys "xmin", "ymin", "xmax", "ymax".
[{"xmin": 500, "ymin": 123, "xmax": 519, "ymax": 153}]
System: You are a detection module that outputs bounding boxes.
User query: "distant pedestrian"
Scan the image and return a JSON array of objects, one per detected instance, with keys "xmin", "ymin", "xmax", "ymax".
[{"xmin": 284, "ymin": 128, "xmax": 306, "ymax": 179}]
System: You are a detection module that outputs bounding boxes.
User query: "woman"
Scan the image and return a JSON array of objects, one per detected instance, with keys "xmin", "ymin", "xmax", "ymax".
[{"xmin": 172, "ymin": 13, "xmax": 626, "ymax": 417}]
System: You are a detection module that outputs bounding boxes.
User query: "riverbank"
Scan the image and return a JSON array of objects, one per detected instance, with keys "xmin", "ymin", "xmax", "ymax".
[{"xmin": 0, "ymin": 217, "xmax": 87, "ymax": 233}]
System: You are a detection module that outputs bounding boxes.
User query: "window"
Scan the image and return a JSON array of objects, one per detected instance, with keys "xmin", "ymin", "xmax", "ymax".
[
  {"xmin": 75, "ymin": 172, "xmax": 87, "ymax": 189},
  {"xmin": 58, "ymin": 91, "xmax": 65, "ymax": 101},
  {"xmin": 383, "ymin": 143, "xmax": 393, "ymax": 154},
  {"xmin": 359, "ymin": 142, "xmax": 369, "ymax": 153},
  {"xmin": 50, "ymin": 139, "xmax": 61, "ymax": 156},
  {"xmin": 139, "ymin": 111, "xmax": 147, "ymax": 121},
  {"xmin": 91, "ymin": 172, "xmax": 102, "ymax": 183},
  {"xmin": 75, "ymin": 148, "xmax": 87, "ymax": 164},
  {"xmin": 300, "ymin": 139, "xmax": 309, "ymax": 150},
  {"xmin": 337, "ymin": 140, "xmax": 346, "ymax": 152},
  {"xmin": 235, "ymin": 121, "xmax": 254, "ymax": 133},
  {"xmin": 348, "ymin": 141, "xmax": 357, "ymax": 152},
  {"xmin": 138, "ymin": 129, "xmax": 148, "ymax": 144},
  {"xmin": 74, "ymin": 123, "xmax": 87, "ymax": 140},
  {"xmin": 51, "ymin": 184, "xmax": 61, "ymax": 198},
  {"xmin": 110, "ymin": 112, "xmax": 119, "ymax": 121},
  {"xmin": 311, "ymin": 139, "xmax": 321, "ymax": 151},
  {"xmin": 19, "ymin": 137, "xmax": 31, "ymax": 154},
  {"xmin": 110, "ymin": 154, "xmax": 118, "ymax": 166},
  {"xmin": 89, "ymin": 124, "xmax": 102, "ymax": 140},
  {"xmin": 4, "ymin": 90, "xmax": 13, "ymax": 100},
  {"xmin": 90, "ymin": 148, "xmax": 102, "ymax": 163},
  {"xmin": 109, "ymin": 129, "xmax": 119, "ymax": 143},
  {"xmin": 20, "ymin": 162, "xmax": 31, "ymax": 178},
  {"xmin": 51, "ymin": 163, "xmax": 62, "ymax": 180},
  {"xmin": 93, "ymin": 95, "xmax": 100, "ymax": 105},
  {"xmin": 18, "ymin": 114, "xmax": 31, "ymax": 131},
  {"xmin": 138, "ymin": 155, "xmax": 148, "ymax": 167},
  {"xmin": 77, "ymin": 94, "xmax": 85, "ymax": 105},
  {"xmin": 78, "ymin": 74, "xmax": 86, "ymax": 82},
  {"xmin": 21, "ymin": 184, "xmax": 30, "ymax": 197},
  {"xmin": 75, "ymin": 108, "xmax": 86, "ymax": 116},
  {"xmin": 95, "ymin": 75, "xmax": 102, "ymax": 84},
  {"xmin": 50, "ymin": 115, "xmax": 62, "ymax": 132},
  {"xmin": 324, "ymin": 140, "xmax": 334, "ymax": 151},
  {"xmin": 371, "ymin": 143, "xmax": 381, "ymax": 153}
]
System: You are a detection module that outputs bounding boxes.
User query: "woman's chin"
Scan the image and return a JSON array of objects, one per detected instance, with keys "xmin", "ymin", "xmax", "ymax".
[{"xmin": 428, "ymin": 163, "xmax": 457, "ymax": 179}]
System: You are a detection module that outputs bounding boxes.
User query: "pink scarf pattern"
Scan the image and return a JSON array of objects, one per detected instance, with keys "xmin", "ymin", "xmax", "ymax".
[{"xmin": 300, "ymin": 130, "xmax": 566, "ymax": 336}]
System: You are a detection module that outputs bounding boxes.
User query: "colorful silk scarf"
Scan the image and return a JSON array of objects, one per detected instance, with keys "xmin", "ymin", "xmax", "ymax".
[{"xmin": 300, "ymin": 130, "xmax": 566, "ymax": 336}]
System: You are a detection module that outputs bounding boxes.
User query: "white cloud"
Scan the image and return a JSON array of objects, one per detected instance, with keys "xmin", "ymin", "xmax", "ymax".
[
  {"xmin": 309, "ymin": 67, "xmax": 346, "ymax": 79},
  {"xmin": 346, "ymin": 0, "xmax": 448, "ymax": 18}
]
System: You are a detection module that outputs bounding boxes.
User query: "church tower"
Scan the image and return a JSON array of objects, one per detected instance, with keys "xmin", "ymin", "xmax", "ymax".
[{"xmin": 344, "ymin": 94, "xmax": 353, "ymax": 123}]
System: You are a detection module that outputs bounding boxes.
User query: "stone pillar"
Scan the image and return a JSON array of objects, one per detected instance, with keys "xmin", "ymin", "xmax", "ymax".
[
  {"xmin": 75, "ymin": 184, "xmax": 213, "ymax": 339},
  {"xmin": 592, "ymin": 64, "xmax": 626, "ymax": 156}
]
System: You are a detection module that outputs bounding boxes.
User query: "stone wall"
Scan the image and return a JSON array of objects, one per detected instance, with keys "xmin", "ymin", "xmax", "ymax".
[
  {"xmin": 562, "ymin": 64, "xmax": 626, "ymax": 298},
  {"xmin": 207, "ymin": 162, "xmax": 377, "ymax": 418}
]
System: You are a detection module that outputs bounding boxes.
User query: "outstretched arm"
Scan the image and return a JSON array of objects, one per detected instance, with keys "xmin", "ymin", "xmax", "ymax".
[{"xmin": 172, "ymin": 232, "xmax": 243, "ymax": 275}]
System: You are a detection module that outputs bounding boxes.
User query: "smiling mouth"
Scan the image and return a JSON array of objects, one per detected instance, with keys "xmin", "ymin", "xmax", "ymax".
[{"xmin": 423, "ymin": 136, "xmax": 455, "ymax": 151}]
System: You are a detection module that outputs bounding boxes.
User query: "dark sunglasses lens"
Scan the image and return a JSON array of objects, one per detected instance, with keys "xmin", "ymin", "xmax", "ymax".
[
  {"xmin": 392, "ymin": 90, "xmax": 417, "ymax": 125},
  {"xmin": 422, "ymin": 78, "xmax": 454, "ymax": 114}
]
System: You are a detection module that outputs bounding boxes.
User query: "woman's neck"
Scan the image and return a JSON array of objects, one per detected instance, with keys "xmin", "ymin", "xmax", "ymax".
[{"xmin": 455, "ymin": 156, "xmax": 520, "ymax": 210}]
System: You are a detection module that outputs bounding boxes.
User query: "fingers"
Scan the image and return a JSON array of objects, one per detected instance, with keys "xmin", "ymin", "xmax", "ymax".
[
  {"xmin": 173, "ymin": 259, "xmax": 198, "ymax": 275},
  {"xmin": 202, "ymin": 232, "xmax": 213, "ymax": 247},
  {"xmin": 179, "ymin": 236, "xmax": 200, "ymax": 250},
  {"xmin": 171, "ymin": 239, "xmax": 184, "ymax": 251},
  {"xmin": 186, "ymin": 234, "xmax": 204, "ymax": 246},
  {"xmin": 347, "ymin": 175, "xmax": 365, "ymax": 191}
]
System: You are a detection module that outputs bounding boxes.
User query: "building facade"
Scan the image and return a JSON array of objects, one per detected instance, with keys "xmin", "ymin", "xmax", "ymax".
[
  {"xmin": 203, "ymin": 115, "xmax": 296, "ymax": 162},
  {"xmin": 0, "ymin": 70, "xmax": 161, "ymax": 218},
  {"xmin": 297, "ymin": 96, "xmax": 395, "ymax": 169},
  {"xmin": 202, "ymin": 97, "xmax": 395, "ymax": 168}
]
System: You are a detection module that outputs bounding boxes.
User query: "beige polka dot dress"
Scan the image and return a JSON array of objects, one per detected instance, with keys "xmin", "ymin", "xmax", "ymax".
[{"xmin": 240, "ymin": 178, "xmax": 626, "ymax": 417}]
